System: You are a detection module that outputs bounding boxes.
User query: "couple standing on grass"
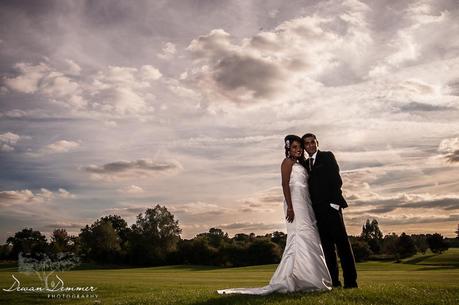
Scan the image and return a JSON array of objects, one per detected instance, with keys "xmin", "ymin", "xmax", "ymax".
[{"xmin": 218, "ymin": 133, "xmax": 358, "ymax": 295}]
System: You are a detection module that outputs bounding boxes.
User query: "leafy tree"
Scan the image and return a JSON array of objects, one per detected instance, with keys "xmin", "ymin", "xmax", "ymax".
[
  {"xmin": 100, "ymin": 215, "xmax": 130, "ymax": 242},
  {"xmin": 220, "ymin": 242, "xmax": 247, "ymax": 267},
  {"xmin": 196, "ymin": 228, "xmax": 229, "ymax": 248},
  {"xmin": 427, "ymin": 233, "xmax": 449, "ymax": 254},
  {"xmin": 6, "ymin": 228, "xmax": 48, "ymax": 259},
  {"xmin": 396, "ymin": 233, "xmax": 417, "ymax": 258},
  {"xmin": 382, "ymin": 233, "xmax": 399, "ymax": 257},
  {"xmin": 270, "ymin": 231, "xmax": 287, "ymax": 250},
  {"xmin": 128, "ymin": 204, "xmax": 182, "ymax": 265},
  {"xmin": 246, "ymin": 238, "xmax": 281, "ymax": 265},
  {"xmin": 79, "ymin": 220, "xmax": 122, "ymax": 263},
  {"xmin": 50, "ymin": 229, "xmax": 75, "ymax": 253},
  {"xmin": 360, "ymin": 219, "xmax": 383, "ymax": 254},
  {"xmin": 349, "ymin": 237, "xmax": 371, "ymax": 262},
  {"xmin": 0, "ymin": 244, "xmax": 12, "ymax": 260},
  {"xmin": 99, "ymin": 215, "xmax": 130, "ymax": 260},
  {"xmin": 191, "ymin": 237, "xmax": 218, "ymax": 264},
  {"xmin": 233, "ymin": 233, "xmax": 251, "ymax": 243},
  {"xmin": 411, "ymin": 234, "xmax": 428, "ymax": 254},
  {"xmin": 175, "ymin": 236, "xmax": 223, "ymax": 265}
]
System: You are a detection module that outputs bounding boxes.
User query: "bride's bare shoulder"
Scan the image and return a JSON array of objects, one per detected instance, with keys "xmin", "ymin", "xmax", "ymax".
[{"xmin": 281, "ymin": 158, "xmax": 295, "ymax": 168}]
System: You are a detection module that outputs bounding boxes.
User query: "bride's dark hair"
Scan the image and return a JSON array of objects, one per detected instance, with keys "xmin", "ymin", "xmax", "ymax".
[{"xmin": 284, "ymin": 135, "xmax": 307, "ymax": 168}]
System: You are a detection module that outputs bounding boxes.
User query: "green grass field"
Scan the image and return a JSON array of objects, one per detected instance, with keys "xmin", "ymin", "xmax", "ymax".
[{"xmin": 1, "ymin": 249, "xmax": 458, "ymax": 305}]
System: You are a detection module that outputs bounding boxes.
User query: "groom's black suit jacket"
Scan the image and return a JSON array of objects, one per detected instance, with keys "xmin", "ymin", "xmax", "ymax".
[
  {"xmin": 307, "ymin": 150, "xmax": 348, "ymax": 213},
  {"xmin": 307, "ymin": 150, "xmax": 357, "ymax": 287}
]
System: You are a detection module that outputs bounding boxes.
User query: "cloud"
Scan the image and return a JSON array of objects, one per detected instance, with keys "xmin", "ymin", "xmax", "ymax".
[
  {"xmin": 0, "ymin": 188, "xmax": 75, "ymax": 206},
  {"xmin": 398, "ymin": 102, "xmax": 455, "ymax": 112},
  {"xmin": 184, "ymin": 0, "xmax": 415, "ymax": 103},
  {"xmin": 105, "ymin": 202, "xmax": 226, "ymax": 221},
  {"xmin": 345, "ymin": 213, "xmax": 459, "ymax": 227},
  {"xmin": 446, "ymin": 150, "xmax": 459, "ymax": 163},
  {"xmin": 64, "ymin": 59, "xmax": 82, "ymax": 75},
  {"xmin": 181, "ymin": 0, "xmax": 459, "ymax": 105},
  {"xmin": 0, "ymin": 144, "xmax": 14, "ymax": 152},
  {"xmin": 0, "ymin": 132, "xmax": 27, "ymax": 152},
  {"xmin": 233, "ymin": 187, "xmax": 284, "ymax": 213},
  {"xmin": 367, "ymin": 0, "xmax": 458, "ymax": 78},
  {"xmin": 74, "ymin": 64, "xmax": 159, "ymax": 115},
  {"xmin": 179, "ymin": 134, "xmax": 280, "ymax": 147},
  {"xmin": 0, "ymin": 109, "xmax": 51, "ymax": 119},
  {"xmin": 187, "ymin": 29, "xmax": 287, "ymax": 102},
  {"xmin": 238, "ymin": 200, "xmax": 276, "ymax": 213},
  {"xmin": 43, "ymin": 222, "xmax": 85, "ymax": 229},
  {"xmin": 25, "ymin": 139, "xmax": 80, "ymax": 157},
  {"xmin": 3, "ymin": 62, "xmax": 50, "ymax": 94},
  {"xmin": 157, "ymin": 42, "xmax": 177, "ymax": 60},
  {"xmin": 247, "ymin": 187, "xmax": 284, "ymax": 205},
  {"xmin": 170, "ymin": 202, "xmax": 227, "ymax": 216},
  {"xmin": 3, "ymin": 62, "xmax": 85, "ymax": 110},
  {"xmin": 184, "ymin": 19, "xmax": 331, "ymax": 104},
  {"xmin": 2, "ymin": 62, "xmax": 162, "ymax": 116},
  {"xmin": 57, "ymin": 188, "xmax": 76, "ymax": 199},
  {"xmin": 104, "ymin": 205, "xmax": 149, "ymax": 217},
  {"xmin": 118, "ymin": 184, "xmax": 144, "ymax": 194},
  {"xmin": 0, "ymin": 132, "xmax": 24, "ymax": 144},
  {"xmin": 447, "ymin": 79, "xmax": 459, "ymax": 96},
  {"xmin": 348, "ymin": 192, "xmax": 459, "ymax": 214},
  {"xmin": 44, "ymin": 140, "xmax": 80, "ymax": 153},
  {"xmin": 438, "ymin": 137, "xmax": 459, "ymax": 163},
  {"xmin": 0, "ymin": 189, "xmax": 46, "ymax": 204},
  {"xmin": 140, "ymin": 65, "xmax": 162, "ymax": 81},
  {"xmin": 82, "ymin": 159, "xmax": 183, "ymax": 181}
]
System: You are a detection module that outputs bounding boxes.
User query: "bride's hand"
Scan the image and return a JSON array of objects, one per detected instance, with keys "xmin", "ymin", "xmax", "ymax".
[{"xmin": 286, "ymin": 207, "xmax": 294, "ymax": 222}]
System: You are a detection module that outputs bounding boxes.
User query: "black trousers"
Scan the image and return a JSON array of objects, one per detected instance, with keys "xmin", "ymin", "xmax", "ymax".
[{"xmin": 314, "ymin": 206, "xmax": 357, "ymax": 287}]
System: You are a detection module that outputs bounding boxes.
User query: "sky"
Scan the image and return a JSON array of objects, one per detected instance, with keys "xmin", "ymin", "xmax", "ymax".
[{"xmin": 1, "ymin": 0, "xmax": 458, "ymax": 243}]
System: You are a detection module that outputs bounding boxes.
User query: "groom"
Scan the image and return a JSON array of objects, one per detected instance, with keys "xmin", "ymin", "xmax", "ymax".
[{"xmin": 302, "ymin": 133, "xmax": 358, "ymax": 289}]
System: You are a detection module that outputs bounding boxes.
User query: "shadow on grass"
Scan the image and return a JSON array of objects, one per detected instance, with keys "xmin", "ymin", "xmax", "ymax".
[
  {"xmin": 415, "ymin": 265, "xmax": 459, "ymax": 271},
  {"xmin": 144, "ymin": 264, "xmax": 223, "ymax": 271},
  {"xmin": 1, "ymin": 262, "xmax": 220, "ymax": 272},
  {"xmin": 73, "ymin": 263, "xmax": 223, "ymax": 271},
  {"xmin": 0, "ymin": 262, "xmax": 17, "ymax": 270},
  {"xmin": 190, "ymin": 290, "xmax": 329, "ymax": 305},
  {"xmin": 402, "ymin": 255, "xmax": 436, "ymax": 265}
]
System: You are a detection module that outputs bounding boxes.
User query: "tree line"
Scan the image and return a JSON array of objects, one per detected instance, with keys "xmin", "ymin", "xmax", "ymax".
[
  {"xmin": 350, "ymin": 219, "xmax": 450, "ymax": 262},
  {"xmin": 0, "ymin": 205, "xmax": 454, "ymax": 266}
]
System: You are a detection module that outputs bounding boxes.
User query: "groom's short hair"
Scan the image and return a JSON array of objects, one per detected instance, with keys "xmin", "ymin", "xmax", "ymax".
[{"xmin": 302, "ymin": 133, "xmax": 317, "ymax": 140}]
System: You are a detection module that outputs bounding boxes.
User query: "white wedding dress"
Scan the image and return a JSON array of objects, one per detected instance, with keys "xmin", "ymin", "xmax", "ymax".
[{"xmin": 217, "ymin": 162, "xmax": 332, "ymax": 295}]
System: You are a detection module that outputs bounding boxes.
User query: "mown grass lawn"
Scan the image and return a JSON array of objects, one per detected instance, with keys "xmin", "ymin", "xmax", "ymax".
[{"xmin": 1, "ymin": 249, "xmax": 458, "ymax": 305}]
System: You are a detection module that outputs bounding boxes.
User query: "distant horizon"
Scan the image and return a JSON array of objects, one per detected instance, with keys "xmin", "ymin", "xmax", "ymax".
[
  {"xmin": 1, "ymin": 0, "xmax": 458, "ymax": 243},
  {"xmin": 1, "ymin": 209, "xmax": 457, "ymax": 244}
]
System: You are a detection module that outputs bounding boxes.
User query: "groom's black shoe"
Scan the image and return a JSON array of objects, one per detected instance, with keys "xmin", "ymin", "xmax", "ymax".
[
  {"xmin": 344, "ymin": 282, "xmax": 358, "ymax": 289},
  {"xmin": 332, "ymin": 281, "xmax": 342, "ymax": 288}
]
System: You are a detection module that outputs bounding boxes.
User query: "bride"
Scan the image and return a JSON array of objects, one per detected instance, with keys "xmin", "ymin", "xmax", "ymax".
[{"xmin": 217, "ymin": 135, "xmax": 332, "ymax": 295}]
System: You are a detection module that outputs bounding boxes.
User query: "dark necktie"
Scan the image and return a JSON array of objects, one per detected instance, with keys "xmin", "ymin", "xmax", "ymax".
[{"xmin": 309, "ymin": 158, "xmax": 314, "ymax": 172}]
